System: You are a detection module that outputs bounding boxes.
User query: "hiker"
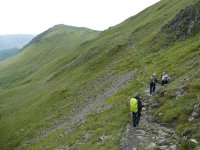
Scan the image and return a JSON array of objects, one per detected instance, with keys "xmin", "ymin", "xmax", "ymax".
[
  {"xmin": 149, "ymin": 73, "xmax": 158, "ymax": 95},
  {"xmin": 130, "ymin": 94, "xmax": 145, "ymax": 127},
  {"xmin": 161, "ymin": 72, "xmax": 170, "ymax": 86}
]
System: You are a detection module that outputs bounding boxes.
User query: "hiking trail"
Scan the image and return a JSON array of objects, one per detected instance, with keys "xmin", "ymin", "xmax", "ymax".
[{"xmin": 120, "ymin": 90, "xmax": 179, "ymax": 150}]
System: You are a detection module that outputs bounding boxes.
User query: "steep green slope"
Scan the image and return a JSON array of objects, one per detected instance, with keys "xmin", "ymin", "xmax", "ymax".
[
  {"xmin": 0, "ymin": 25, "xmax": 100, "ymax": 149},
  {"xmin": 0, "ymin": 0, "xmax": 200, "ymax": 149}
]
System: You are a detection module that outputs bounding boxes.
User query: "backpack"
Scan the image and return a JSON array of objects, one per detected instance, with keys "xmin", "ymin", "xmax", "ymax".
[
  {"xmin": 164, "ymin": 75, "xmax": 170, "ymax": 82},
  {"xmin": 164, "ymin": 76, "xmax": 168, "ymax": 81},
  {"xmin": 130, "ymin": 98, "xmax": 138, "ymax": 112},
  {"xmin": 150, "ymin": 76, "xmax": 156, "ymax": 83}
]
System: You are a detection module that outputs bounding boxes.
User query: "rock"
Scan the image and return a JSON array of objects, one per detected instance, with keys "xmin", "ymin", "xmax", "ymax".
[
  {"xmin": 192, "ymin": 112, "xmax": 199, "ymax": 118},
  {"xmin": 157, "ymin": 138, "xmax": 171, "ymax": 146},
  {"xmin": 83, "ymin": 133, "xmax": 90, "ymax": 142},
  {"xmin": 170, "ymin": 144, "xmax": 178, "ymax": 150},
  {"xmin": 136, "ymin": 130, "xmax": 146, "ymax": 135},
  {"xmin": 161, "ymin": 127, "xmax": 176, "ymax": 135},
  {"xmin": 64, "ymin": 145, "xmax": 69, "ymax": 149},
  {"xmin": 147, "ymin": 143, "xmax": 157, "ymax": 149},
  {"xmin": 97, "ymin": 135, "xmax": 108, "ymax": 143},
  {"xmin": 190, "ymin": 139, "xmax": 198, "ymax": 144},
  {"xmin": 175, "ymin": 91, "xmax": 184, "ymax": 99},
  {"xmin": 151, "ymin": 103, "xmax": 160, "ymax": 108},
  {"xmin": 159, "ymin": 145, "xmax": 169, "ymax": 150},
  {"xmin": 194, "ymin": 104, "xmax": 200, "ymax": 109},
  {"xmin": 142, "ymin": 107, "xmax": 147, "ymax": 111},
  {"xmin": 188, "ymin": 116, "xmax": 194, "ymax": 122},
  {"xmin": 189, "ymin": 103, "xmax": 200, "ymax": 121},
  {"xmin": 20, "ymin": 129, "xmax": 24, "ymax": 132},
  {"xmin": 158, "ymin": 130, "xmax": 169, "ymax": 137}
]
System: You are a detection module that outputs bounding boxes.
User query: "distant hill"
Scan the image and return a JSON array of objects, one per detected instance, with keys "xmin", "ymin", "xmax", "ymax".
[
  {"xmin": 0, "ymin": 34, "xmax": 34, "ymax": 50},
  {"xmin": 0, "ymin": 48, "xmax": 20, "ymax": 61}
]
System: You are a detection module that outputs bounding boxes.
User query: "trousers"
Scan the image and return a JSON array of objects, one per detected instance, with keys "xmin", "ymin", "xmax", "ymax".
[
  {"xmin": 132, "ymin": 112, "xmax": 141, "ymax": 127},
  {"xmin": 150, "ymin": 83, "xmax": 156, "ymax": 95}
]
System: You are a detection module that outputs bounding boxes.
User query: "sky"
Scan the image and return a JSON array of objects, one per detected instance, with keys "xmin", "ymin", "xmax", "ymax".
[{"xmin": 0, "ymin": 0, "xmax": 160, "ymax": 35}]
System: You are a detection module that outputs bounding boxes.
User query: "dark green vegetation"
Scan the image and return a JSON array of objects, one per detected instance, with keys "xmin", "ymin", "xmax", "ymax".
[
  {"xmin": 0, "ymin": 34, "xmax": 34, "ymax": 50},
  {"xmin": 0, "ymin": 48, "xmax": 19, "ymax": 61},
  {"xmin": 0, "ymin": 0, "xmax": 200, "ymax": 150}
]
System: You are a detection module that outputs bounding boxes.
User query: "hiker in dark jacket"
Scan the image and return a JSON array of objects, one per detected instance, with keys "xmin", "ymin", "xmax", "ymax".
[
  {"xmin": 130, "ymin": 94, "xmax": 145, "ymax": 127},
  {"xmin": 149, "ymin": 73, "xmax": 158, "ymax": 95}
]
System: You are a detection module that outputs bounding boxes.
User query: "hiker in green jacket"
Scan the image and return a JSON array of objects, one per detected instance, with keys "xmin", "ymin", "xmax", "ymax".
[{"xmin": 130, "ymin": 94, "xmax": 144, "ymax": 127}]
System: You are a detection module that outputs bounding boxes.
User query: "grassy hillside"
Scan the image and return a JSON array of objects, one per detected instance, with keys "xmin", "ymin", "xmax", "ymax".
[
  {"xmin": 0, "ymin": 24, "xmax": 100, "ymax": 87},
  {"xmin": 0, "ymin": 0, "xmax": 200, "ymax": 150}
]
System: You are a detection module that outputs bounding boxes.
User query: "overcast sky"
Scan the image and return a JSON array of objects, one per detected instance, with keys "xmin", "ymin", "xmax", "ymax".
[{"xmin": 0, "ymin": 0, "xmax": 160, "ymax": 35}]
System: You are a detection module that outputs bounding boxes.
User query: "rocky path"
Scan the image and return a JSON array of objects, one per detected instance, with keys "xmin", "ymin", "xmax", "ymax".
[{"xmin": 120, "ymin": 96, "xmax": 179, "ymax": 150}]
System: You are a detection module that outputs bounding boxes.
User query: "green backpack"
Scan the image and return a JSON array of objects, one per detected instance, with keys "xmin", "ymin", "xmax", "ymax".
[{"xmin": 130, "ymin": 98, "xmax": 138, "ymax": 112}]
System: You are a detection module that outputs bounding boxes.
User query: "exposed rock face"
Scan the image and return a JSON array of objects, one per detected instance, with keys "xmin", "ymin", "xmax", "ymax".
[
  {"xmin": 189, "ymin": 103, "xmax": 200, "ymax": 121},
  {"xmin": 152, "ymin": 1, "xmax": 200, "ymax": 51},
  {"xmin": 162, "ymin": 1, "xmax": 200, "ymax": 39}
]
